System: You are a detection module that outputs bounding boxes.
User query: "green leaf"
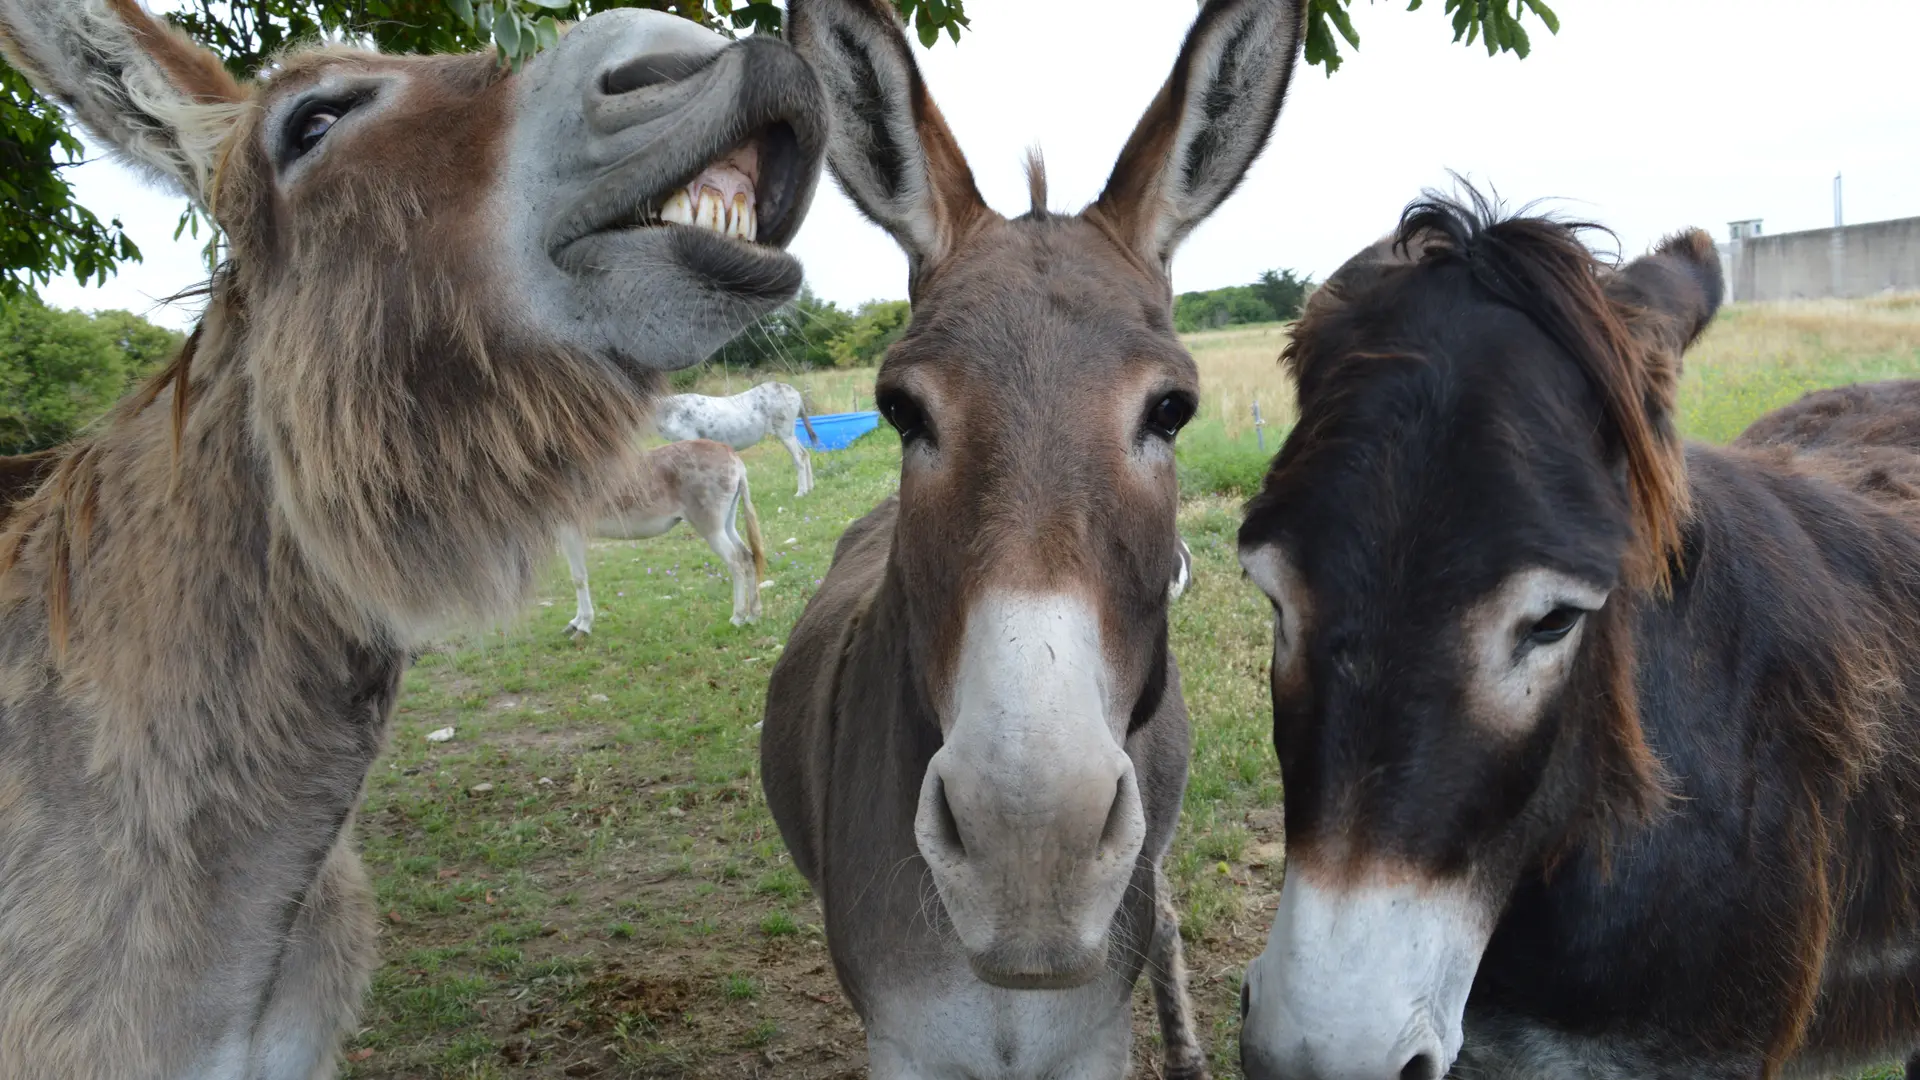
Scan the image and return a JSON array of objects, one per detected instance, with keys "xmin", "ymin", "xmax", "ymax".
[
  {"xmin": 493, "ymin": 9, "xmax": 520, "ymax": 55},
  {"xmin": 536, "ymin": 14, "xmax": 559, "ymax": 50},
  {"xmin": 1449, "ymin": 0, "xmax": 1473, "ymax": 43},
  {"xmin": 1505, "ymin": 16, "xmax": 1531, "ymax": 58},
  {"xmin": 1522, "ymin": 0, "xmax": 1560, "ymax": 34},
  {"xmin": 1302, "ymin": 4, "xmax": 1344, "ymax": 73},
  {"xmin": 525, "ymin": 0, "xmax": 570, "ymax": 11},
  {"xmin": 1320, "ymin": 0, "xmax": 1359, "ymax": 49},
  {"xmin": 450, "ymin": 0, "xmax": 473, "ymax": 27}
]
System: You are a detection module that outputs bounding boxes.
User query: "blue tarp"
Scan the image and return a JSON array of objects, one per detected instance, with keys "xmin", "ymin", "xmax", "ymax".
[{"xmin": 797, "ymin": 411, "xmax": 881, "ymax": 451}]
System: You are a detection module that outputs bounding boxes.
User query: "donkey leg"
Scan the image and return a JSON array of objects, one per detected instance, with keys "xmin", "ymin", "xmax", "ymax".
[
  {"xmin": 1907, "ymin": 1054, "xmax": 1920, "ymax": 1080},
  {"xmin": 250, "ymin": 834, "xmax": 377, "ymax": 1080},
  {"xmin": 1149, "ymin": 865, "xmax": 1211, "ymax": 1080},
  {"xmin": 779, "ymin": 433, "xmax": 811, "ymax": 497},
  {"xmin": 558, "ymin": 526, "xmax": 593, "ymax": 637}
]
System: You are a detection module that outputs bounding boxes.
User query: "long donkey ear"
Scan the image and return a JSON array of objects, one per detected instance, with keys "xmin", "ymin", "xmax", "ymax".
[
  {"xmin": 0, "ymin": 0, "xmax": 247, "ymax": 207},
  {"xmin": 786, "ymin": 0, "xmax": 991, "ymax": 278},
  {"xmin": 1605, "ymin": 228, "xmax": 1724, "ymax": 355},
  {"xmin": 1090, "ymin": 0, "xmax": 1305, "ymax": 270},
  {"xmin": 1597, "ymin": 227, "xmax": 1721, "ymax": 592}
]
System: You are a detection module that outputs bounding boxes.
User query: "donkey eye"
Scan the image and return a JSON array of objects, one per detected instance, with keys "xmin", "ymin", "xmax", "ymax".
[
  {"xmin": 878, "ymin": 390, "xmax": 928, "ymax": 442},
  {"xmin": 1526, "ymin": 606, "xmax": 1584, "ymax": 646},
  {"xmin": 1145, "ymin": 393, "xmax": 1196, "ymax": 440},
  {"xmin": 287, "ymin": 103, "xmax": 348, "ymax": 162}
]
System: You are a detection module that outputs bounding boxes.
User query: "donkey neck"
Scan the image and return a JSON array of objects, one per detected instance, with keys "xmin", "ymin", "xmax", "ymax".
[{"xmin": 0, "ymin": 308, "xmax": 401, "ymax": 861}]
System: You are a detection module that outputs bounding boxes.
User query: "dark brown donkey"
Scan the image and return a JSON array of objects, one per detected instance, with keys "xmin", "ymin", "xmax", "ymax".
[
  {"xmin": 1236, "ymin": 189, "xmax": 1920, "ymax": 1080},
  {"xmin": 0, "ymin": 0, "xmax": 824, "ymax": 1074},
  {"xmin": 762, "ymin": 0, "xmax": 1305, "ymax": 1074}
]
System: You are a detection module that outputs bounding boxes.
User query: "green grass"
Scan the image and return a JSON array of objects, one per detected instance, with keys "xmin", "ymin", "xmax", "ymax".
[
  {"xmin": 1176, "ymin": 418, "xmax": 1275, "ymax": 497},
  {"xmin": 342, "ymin": 304, "xmax": 1920, "ymax": 1079}
]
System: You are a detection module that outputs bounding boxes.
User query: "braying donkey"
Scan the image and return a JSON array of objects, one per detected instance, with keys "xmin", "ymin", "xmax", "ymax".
[
  {"xmin": 0, "ymin": 0, "xmax": 825, "ymax": 1074},
  {"xmin": 654, "ymin": 380, "xmax": 817, "ymax": 495},
  {"xmin": 560, "ymin": 438, "xmax": 767, "ymax": 635},
  {"xmin": 1237, "ymin": 190, "xmax": 1920, "ymax": 1080},
  {"xmin": 763, "ymin": 0, "xmax": 1306, "ymax": 1075}
]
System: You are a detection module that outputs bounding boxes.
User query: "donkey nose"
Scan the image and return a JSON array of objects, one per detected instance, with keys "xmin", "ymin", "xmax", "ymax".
[
  {"xmin": 600, "ymin": 51, "xmax": 716, "ymax": 95},
  {"xmin": 919, "ymin": 747, "xmax": 1138, "ymax": 875},
  {"xmin": 913, "ymin": 741, "xmax": 1147, "ymax": 988}
]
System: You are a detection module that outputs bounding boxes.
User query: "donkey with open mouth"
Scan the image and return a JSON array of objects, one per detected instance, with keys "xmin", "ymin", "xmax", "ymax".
[
  {"xmin": 1237, "ymin": 190, "xmax": 1920, "ymax": 1080},
  {"xmin": 0, "ymin": 1, "xmax": 824, "ymax": 1074},
  {"xmin": 762, "ymin": 0, "xmax": 1306, "ymax": 1075}
]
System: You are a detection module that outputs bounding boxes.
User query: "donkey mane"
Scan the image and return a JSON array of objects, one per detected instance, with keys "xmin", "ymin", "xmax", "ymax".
[
  {"xmin": 0, "ymin": 323, "xmax": 205, "ymax": 657},
  {"xmin": 1288, "ymin": 189, "xmax": 1691, "ymax": 594}
]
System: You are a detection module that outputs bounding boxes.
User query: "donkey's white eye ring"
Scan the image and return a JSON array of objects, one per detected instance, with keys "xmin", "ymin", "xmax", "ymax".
[{"xmin": 1525, "ymin": 606, "xmax": 1584, "ymax": 646}]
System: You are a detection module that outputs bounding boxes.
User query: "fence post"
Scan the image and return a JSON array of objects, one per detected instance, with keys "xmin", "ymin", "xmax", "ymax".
[{"xmin": 1252, "ymin": 400, "xmax": 1265, "ymax": 452}]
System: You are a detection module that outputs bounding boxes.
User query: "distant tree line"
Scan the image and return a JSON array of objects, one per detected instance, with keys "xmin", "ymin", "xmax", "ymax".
[
  {"xmin": 1174, "ymin": 268, "xmax": 1315, "ymax": 333},
  {"xmin": 0, "ymin": 291, "xmax": 181, "ymax": 454},
  {"xmin": 708, "ymin": 264, "xmax": 1317, "ymax": 373},
  {"xmin": 708, "ymin": 289, "xmax": 911, "ymax": 371}
]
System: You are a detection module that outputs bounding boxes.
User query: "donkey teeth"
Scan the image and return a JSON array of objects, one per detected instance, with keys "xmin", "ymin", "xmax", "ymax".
[
  {"xmin": 661, "ymin": 190, "xmax": 694, "ymax": 226},
  {"xmin": 728, "ymin": 193, "xmax": 757, "ymax": 241},
  {"xmin": 659, "ymin": 185, "xmax": 754, "ymax": 241},
  {"xmin": 695, "ymin": 186, "xmax": 726, "ymax": 232}
]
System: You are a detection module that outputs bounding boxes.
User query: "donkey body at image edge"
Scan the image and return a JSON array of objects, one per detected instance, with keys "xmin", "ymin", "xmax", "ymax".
[
  {"xmin": 0, "ymin": 1, "xmax": 826, "ymax": 1075},
  {"xmin": 763, "ymin": 0, "xmax": 1307, "ymax": 1075},
  {"xmin": 1236, "ymin": 196, "xmax": 1920, "ymax": 1080}
]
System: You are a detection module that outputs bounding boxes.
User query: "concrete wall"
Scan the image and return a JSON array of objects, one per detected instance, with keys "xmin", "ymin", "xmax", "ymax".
[{"xmin": 1717, "ymin": 216, "xmax": 1920, "ymax": 302}]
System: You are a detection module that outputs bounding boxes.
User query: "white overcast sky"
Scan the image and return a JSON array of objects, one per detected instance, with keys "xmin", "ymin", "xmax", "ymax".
[{"xmin": 36, "ymin": 0, "xmax": 1920, "ymax": 329}]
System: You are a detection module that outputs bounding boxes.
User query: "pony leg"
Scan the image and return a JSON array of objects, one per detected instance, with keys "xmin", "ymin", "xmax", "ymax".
[
  {"xmin": 559, "ymin": 526, "xmax": 593, "ymax": 637},
  {"xmin": 779, "ymin": 432, "xmax": 811, "ymax": 497},
  {"xmin": 1149, "ymin": 865, "xmax": 1210, "ymax": 1080},
  {"xmin": 702, "ymin": 518, "xmax": 754, "ymax": 626},
  {"xmin": 248, "ymin": 833, "xmax": 377, "ymax": 1079},
  {"xmin": 716, "ymin": 490, "xmax": 763, "ymax": 626}
]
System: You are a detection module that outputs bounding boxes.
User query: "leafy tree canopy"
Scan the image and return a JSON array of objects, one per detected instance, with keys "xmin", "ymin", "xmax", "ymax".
[
  {"xmin": 2, "ymin": 0, "xmax": 1556, "ymax": 295},
  {"xmin": 700, "ymin": 290, "xmax": 909, "ymax": 373},
  {"xmin": 0, "ymin": 291, "xmax": 182, "ymax": 453}
]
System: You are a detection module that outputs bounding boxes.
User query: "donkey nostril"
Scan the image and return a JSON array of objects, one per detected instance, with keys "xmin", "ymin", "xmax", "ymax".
[
  {"xmin": 1238, "ymin": 980, "xmax": 1250, "ymax": 1020},
  {"xmin": 931, "ymin": 775, "xmax": 965, "ymax": 858},
  {"xmin": 1400, "ymin": 1052, "xmax": 1439, "ymax": 1080},
  {"xmin": 600, "ymin": 51, "xmax": 715, "ymax": 95},
  {"xmin": 1097, "ymin": 768, "xmax": 1136, "ymax": 851}
]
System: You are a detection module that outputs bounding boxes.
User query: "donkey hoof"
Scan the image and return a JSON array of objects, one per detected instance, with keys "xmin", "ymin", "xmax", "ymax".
[{"xmin": 565, "ymin": 623, "xmax": 590, "ymax": 640}]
